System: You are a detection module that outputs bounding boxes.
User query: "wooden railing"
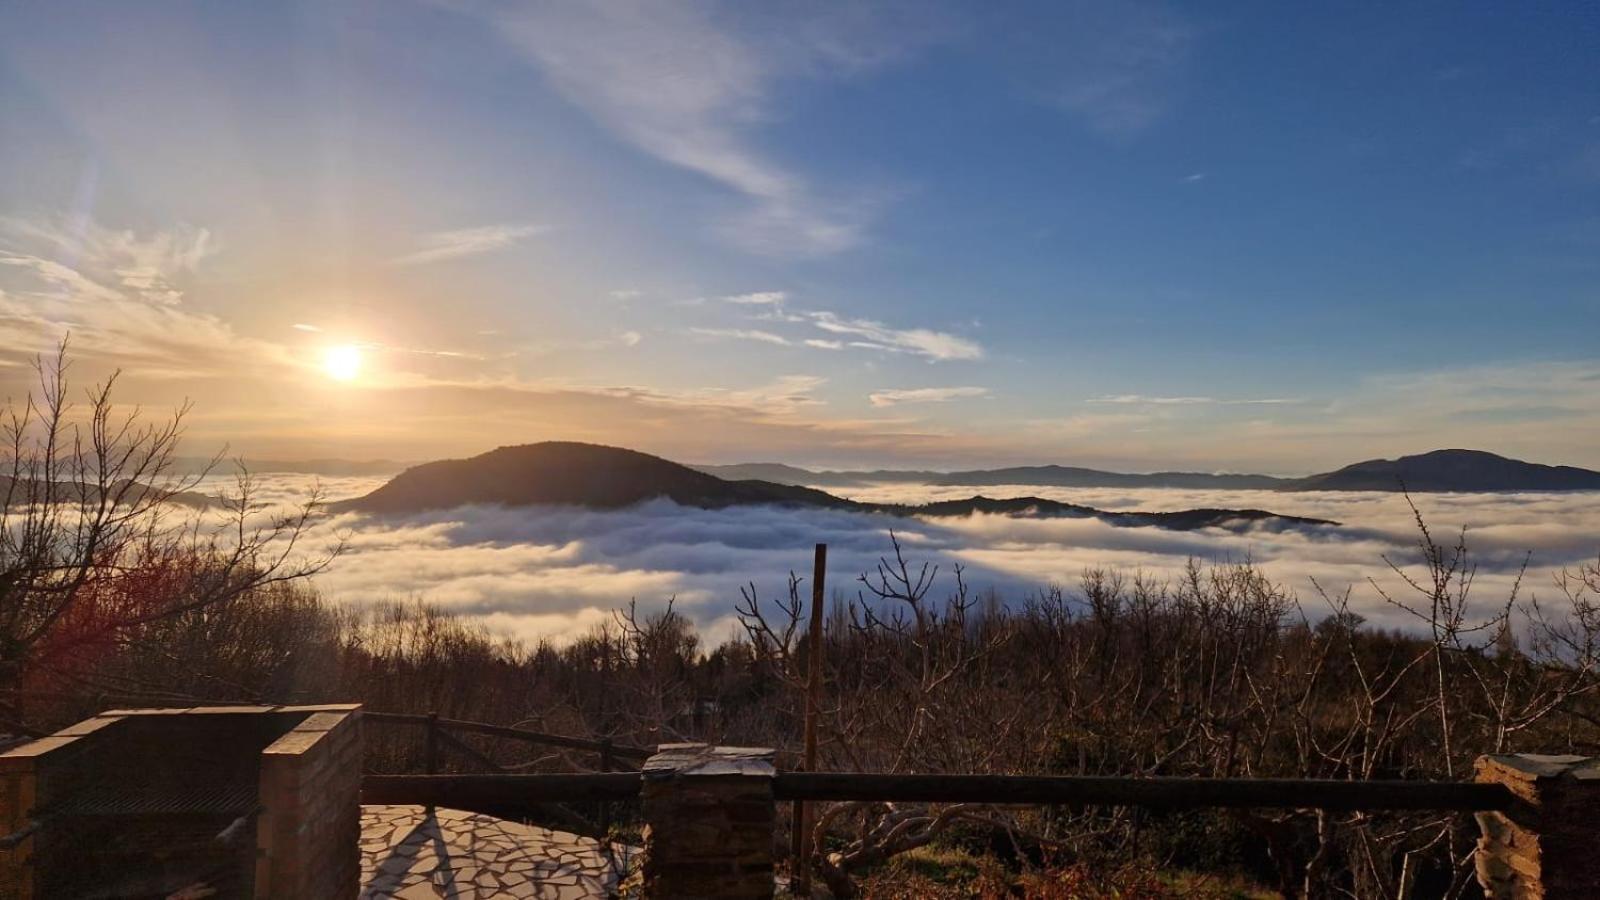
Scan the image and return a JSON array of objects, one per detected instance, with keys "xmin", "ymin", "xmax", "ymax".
[
  {"xmin": 361, "ymin": 710, "xmax": 653, "ymax": 833},
  {"xmin": 359, "ymin": 770, "xmax": 1513, "ymax": 812},
  {"xmin": 361, "ymin": 710, "xmax": 650, "ymax": 774},
  {"xmin": 770, "ymin": 772, "xmax": 1513, "ymax": 811}
]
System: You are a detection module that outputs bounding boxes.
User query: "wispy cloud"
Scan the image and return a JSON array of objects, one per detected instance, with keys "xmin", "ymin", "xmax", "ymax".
[
  {"xmin": 869, "ymin": 386, "xmax": 990, "ymax": 407},
  {"xmin": 688, "ymin": 327, "xmax": 793, "ymax": 346},
  {"xmin": 722, "ymin": 291, "xmax": 787, "ymax": 305},
  {"xmin": 700, "ymin": 288, "xmax": 985, "ymax": 362},
  {"xmin": 441, "ymin": 1, "xmax": 934, "ymax": 256},
  {"xmin": 1089, "ymin": 394, "xmax": 1300, "ymax": 406},
  {"xmin": 1013, "ymin": 1, "xmax": 1195, "ymax": 139},
  {"xmin": 0, "ymin": 218, "xmax": 286, "ymax": 379},
  {"xmin": 391, "ymin": 224, "xmax": 547, "ymax": 266},
  {"xmin": 806, "ymin": 311, "xmax": 984, "ymax": 362},
  {"xmin": 3, "ymin": 218, "xmax": 214, "ymax": 305}
]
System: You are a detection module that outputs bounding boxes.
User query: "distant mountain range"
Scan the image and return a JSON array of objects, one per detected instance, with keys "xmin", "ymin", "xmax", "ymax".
[
  {"xmin": 695, "ymin": 449, "xmax": 1600, "ymax": 494},
  {"xmin": 695, "ymin": 462, "xmax": 1286, "ymax": 490},
  {"xmin": 1289, "ymin": 450, "xmax": 1600, "ymax": 492},
  {"xmin": 0, "ymin": 475, "xmax": 213, "ymax": 509},
  {"xmin": 331, "ymin": 442, "xmax": 1336, "ymax": 532},
  {"xmin": 171, "ymin": 457, "xmax": 406, "ymax": 477}
]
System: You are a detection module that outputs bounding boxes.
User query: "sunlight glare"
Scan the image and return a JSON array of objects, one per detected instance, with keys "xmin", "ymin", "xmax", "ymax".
[{"xmin": 323, "ymin": 344, "xmax": 363, "ymax": 382}]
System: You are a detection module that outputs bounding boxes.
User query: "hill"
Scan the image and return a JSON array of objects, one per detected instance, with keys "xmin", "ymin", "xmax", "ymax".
[
  {"xmin": 693, "ymin": 462, "xmax": 1285, "ymax": 490},
  {"xmin": 931, "ymin": 466, "xmax": 1288, "ymax": 490},
  {"xmin": 0, "ymin": 475, "xmax": 214, "ymax": 510},
  {"xmin": 335, "ymin": 442, "xmax": 1333, "ymax": 531},
  {"xmin": 1288, "ymin": 449, "xmax": 1600, "ymax": 492},
  {"xmin": 330, "ymin": 443, "xmax": 853, "ymax": 515}
]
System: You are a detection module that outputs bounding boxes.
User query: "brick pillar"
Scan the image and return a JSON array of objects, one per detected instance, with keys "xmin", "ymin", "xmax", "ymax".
[
  {"xmin": 1475, "ymin": 754, "xmax": 1600, "ymax": 899},
  {"xmin": 256, "ymin": 706, "xmax": 363, "ymax": 899},
  {"xmin": 641, "ymin": 743, "xmax": 776, "ymax": 899}
]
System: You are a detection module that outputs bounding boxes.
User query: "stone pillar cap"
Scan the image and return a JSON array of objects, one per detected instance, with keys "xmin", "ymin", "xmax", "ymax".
[
  {"xmin": 644, "ymin": 743, "xmax": 776, "ymax": 778},
  {"xmin": 1480, "ymin": 753, "xmax": 1600, "ymax": 780}
]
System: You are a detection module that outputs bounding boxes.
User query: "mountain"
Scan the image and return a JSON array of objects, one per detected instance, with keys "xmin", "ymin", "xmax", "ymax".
[
  {"xmin": 0, "ymin": 476, "xmax": 213, "ymax": 509},
  {"xmin": 690, "ymin": 463, "xmax": 934, "ymax": 488},
  {"xmin": 337, "ymin": 442, "xmax": 1332, "ymax": 531},
  {"xmin": 1288, "ymin": 449, "xmax": 1600, "ymax": 493},
  {"xmin": 930, "ymin": 466, "xmax": 1288, "ymax": 490},
  {"xmin": 698, "ymin": 450, "xmax": 1600, "ymax": 494},
  {"xmin": 899, "ymin": 495, "xmax": 1331, "ymax": 530},
  {"xmin": 692, "ymin": 462, "xmax": 1285, "ymax": 490},
  {"xmin": 330, "ymin": 443, "xmax": 853, "ymax": 515}
]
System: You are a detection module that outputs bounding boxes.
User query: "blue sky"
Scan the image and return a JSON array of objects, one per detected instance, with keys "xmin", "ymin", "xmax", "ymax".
[{"xmin": 1, "ymin": 0, "xmax": 1596, "ymax": 472}]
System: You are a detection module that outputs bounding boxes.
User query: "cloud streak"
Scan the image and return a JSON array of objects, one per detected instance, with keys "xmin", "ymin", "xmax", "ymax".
[
  {"xmin": 690, "ymin": 290, "xmax": 987, "ymax": 362},
  {"xmin": 689, "ymin": 327, "xmax": 794, "ymax": 347},
  {"xmin": 869, "ymin": 386, "xmax": 990, "ymax": 407},
  {"xmin": 443, "ymin": 1, "xmax": 934, "ymax": 256},
  {"xmin": 1089, "ymin": 394, "xmax": 1301, "ymax": 406},
  {"xmin": 391, "ymin": 224, "xmax": 548, "ymax": 265},
  {"xmin": 805, "ymin": 311, "xmax": 984, "ymax": 362},
  {"xmin": 0, "ymin": 218, "xmax": 290, "ymax": 380}
]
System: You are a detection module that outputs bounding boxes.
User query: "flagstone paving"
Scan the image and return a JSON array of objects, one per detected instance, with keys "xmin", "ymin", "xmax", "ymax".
[{"xmin": 359, "ymin": 804, "xmax": 638, "ymax": 899}]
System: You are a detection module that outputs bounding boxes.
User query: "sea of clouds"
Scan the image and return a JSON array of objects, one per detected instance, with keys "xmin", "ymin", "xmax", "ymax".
[{"xmin": 201, "ymin": 474, "xmax": 1600, "ymax": 647}]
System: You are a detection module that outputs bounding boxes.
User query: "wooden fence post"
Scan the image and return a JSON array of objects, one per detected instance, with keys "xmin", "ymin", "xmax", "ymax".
[
  {"xmin": 598, "ymin": 737, "xmax": 615, "ymax": 835},
  {"xmin": 425, "ymin": 711, "xmax": 440, "ymax": 777},
  {"xmin": 792, "ymin": 543, "xmax": 827, "ymax": 895}
]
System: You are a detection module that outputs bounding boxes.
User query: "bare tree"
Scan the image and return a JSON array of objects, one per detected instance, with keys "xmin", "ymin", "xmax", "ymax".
[{"xmin": 0, "ymin": 341, "xmax": 340, "ymax": 723}]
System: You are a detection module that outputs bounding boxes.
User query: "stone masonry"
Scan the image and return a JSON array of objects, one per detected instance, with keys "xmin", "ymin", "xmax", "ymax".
[
  {"xmin": 1475, "ymin": 753, "xmax": 1600, "ymax": 899},
  {"xmin": 256, "ymin": 705, "xmax": 364, "ymax": 898},
  {"xmin": 640, "ymin": 744, "xmax": 776, "ymax": 899},
  {"xmin": 0, "ymin": 704, "xmax": 361, "ymax": 900}
]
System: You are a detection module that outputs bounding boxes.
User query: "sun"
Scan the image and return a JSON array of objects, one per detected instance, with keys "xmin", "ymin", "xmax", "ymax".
[{"xmin": 322, "ymin": 344, "xmax": 363, "ymax": 382}]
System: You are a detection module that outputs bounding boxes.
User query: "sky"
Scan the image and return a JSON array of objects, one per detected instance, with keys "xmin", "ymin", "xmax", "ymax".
[{"xmin": 1, "ymin": 0, "xmax": 1597, "ymax": 474}]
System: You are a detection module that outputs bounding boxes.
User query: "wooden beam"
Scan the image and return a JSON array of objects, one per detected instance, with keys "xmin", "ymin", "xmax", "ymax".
[
  {"xmin": 361, "ymin": 773, "xmax": 642, "ymax": 807},
  {"xmin": 772, "ymin": 773, "xmax": 1515, "ymax": 812},
  {"xmin": 363, "ymin": 711, "xmax": 651, "ymax": 760}
]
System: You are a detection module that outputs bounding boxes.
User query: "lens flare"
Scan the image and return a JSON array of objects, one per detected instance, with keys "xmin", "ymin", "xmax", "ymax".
[{"xmin": 323, "ymin": 345, "xmax": 362, "ymax": 382}]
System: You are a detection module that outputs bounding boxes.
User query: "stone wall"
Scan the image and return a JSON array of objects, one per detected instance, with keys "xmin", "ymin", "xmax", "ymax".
[
  {"xmin": 255, "ymin": 705, "xmax": 364, "ymax": 899},
  {"xmin": 0, "ymin": 704, "xmax": 363, "ymax": 900},
  {"xmin": 1475, "ymin": 753, "xmax": 1600, "ymax": 900},
  {"xmin": 640, "ymin": 743, "xmax": 776, "ymax": 899},
  {"xmin": 0, "ymin": 715, "xmax": 122, "ymax": 900}
]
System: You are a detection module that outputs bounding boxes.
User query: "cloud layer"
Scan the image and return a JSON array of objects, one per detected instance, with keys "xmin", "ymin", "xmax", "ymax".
[{"xmin": 227, "ymin": 474, "xmax": 1600, "ymax": 649}]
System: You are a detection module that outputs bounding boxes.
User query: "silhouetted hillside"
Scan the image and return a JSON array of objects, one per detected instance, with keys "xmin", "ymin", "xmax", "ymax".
[
  {"xmin": 0, "ymin": 476, "xmax": 213, "ymax": 509},
  {"xmin": 694, "ymin": 462, "xmax": 1286, "ymax": 489},
  {"xmin": 933, "ymin": 466, "xmax": 1289, "ymax": 490},
  {"xmin": 903, "ymin": 496, "xmax": 1333, "ymax": 529},
  {"xmin": 1288, "ymin": 449, "xmax": 1600, "ymax": 492},
  {"xmin": 336, "ymin": 442, "xmax": 1333, "ymax": 531},
  {"xmin": 331, "ymin": 443, "xmax": 855, "ymax": 514}
]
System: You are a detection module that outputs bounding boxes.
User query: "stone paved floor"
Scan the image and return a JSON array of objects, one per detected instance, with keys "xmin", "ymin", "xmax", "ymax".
[{"xmin": 359, "ymin": 804, "xmax": 638, "ymax": 899}]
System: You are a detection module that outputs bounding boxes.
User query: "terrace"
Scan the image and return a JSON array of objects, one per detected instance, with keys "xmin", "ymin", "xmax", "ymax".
[{"xmin": 0, "ymin": 705, "xmax": 1589, "ymax": 899}]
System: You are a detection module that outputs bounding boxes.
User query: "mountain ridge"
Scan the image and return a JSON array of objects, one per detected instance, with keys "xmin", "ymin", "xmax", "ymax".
[
  {"xmin": 331, "ymin": 442, "xmax": 1336, "ymax": 532},
  {"xmin": 694, "ymin": 449, "xmax": 1600, "ymax": 493}
]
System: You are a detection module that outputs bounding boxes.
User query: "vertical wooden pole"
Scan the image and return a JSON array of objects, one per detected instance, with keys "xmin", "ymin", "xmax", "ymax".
[
  {"xmin": 598, "ymin": 737, "xmax": 614, "ymax": 835},
  {"xmin": 425, "ymin": 711, "xmax": 440, "ymax": 776},
  {"xmin": 793, "ymin": 542, "xmax": 827, "ymax": 894}
]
